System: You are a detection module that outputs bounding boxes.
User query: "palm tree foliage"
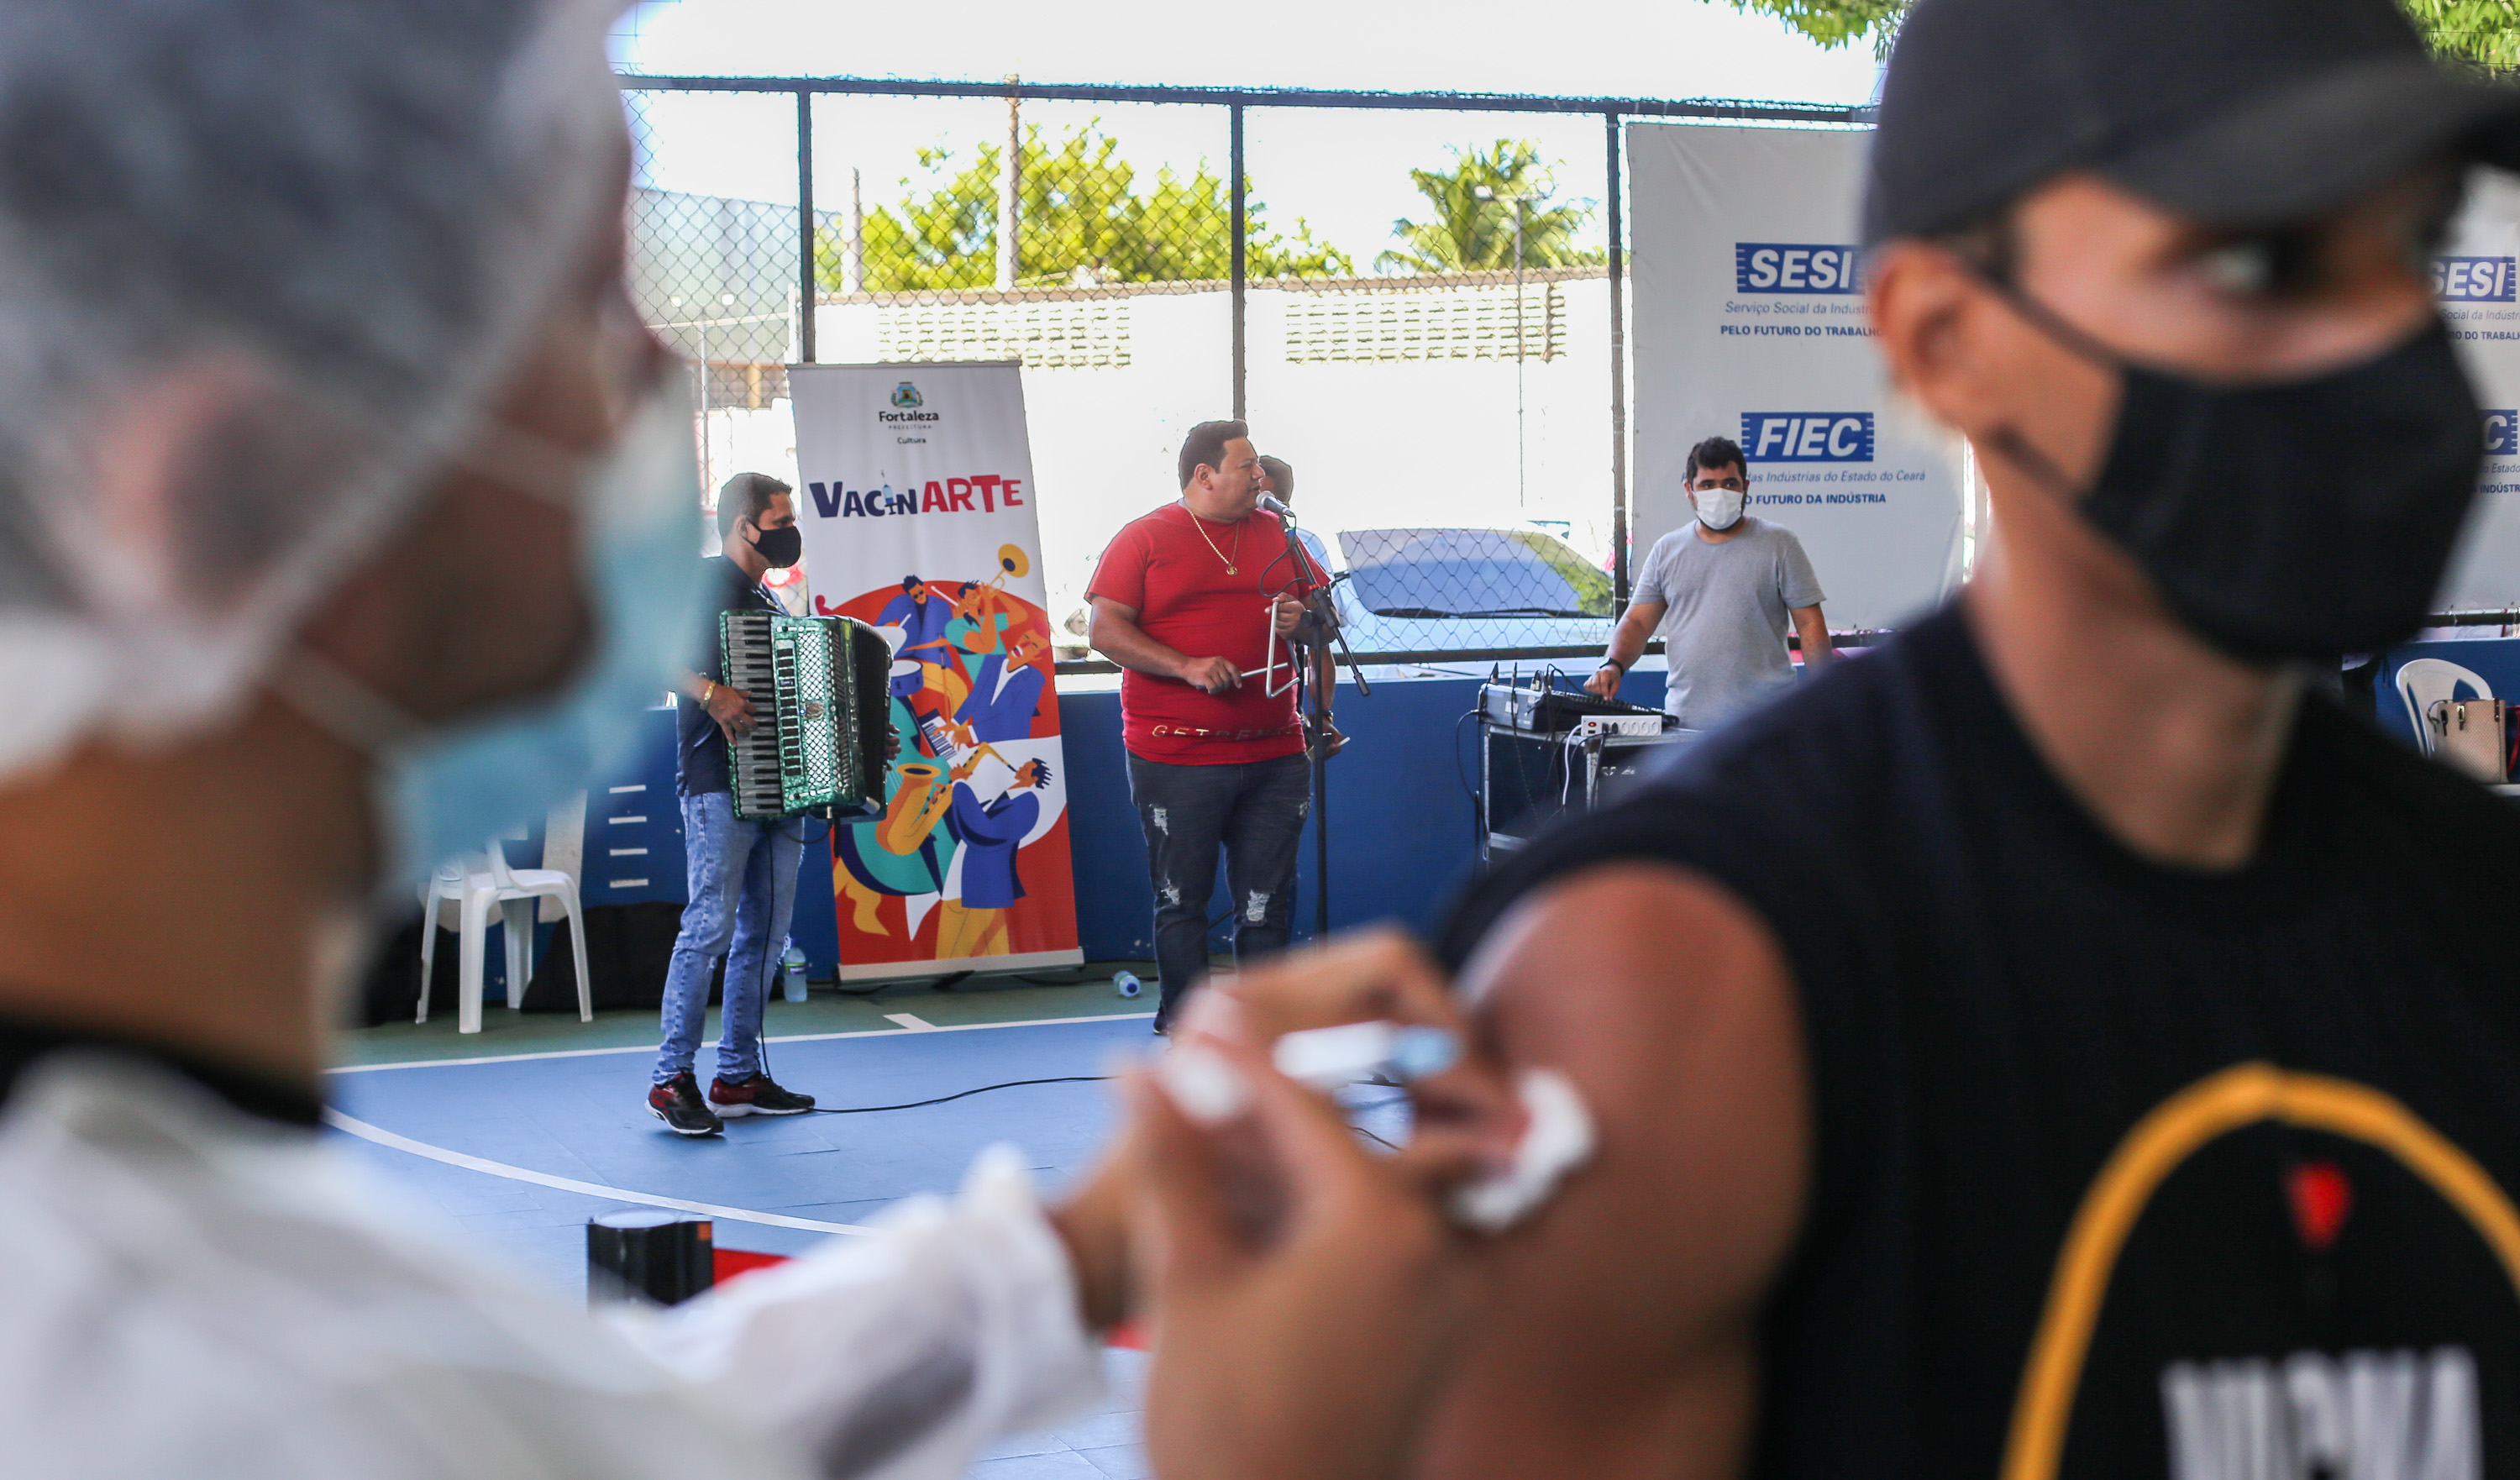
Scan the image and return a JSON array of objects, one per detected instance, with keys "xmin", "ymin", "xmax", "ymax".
[{"xmin": 1377, "ymin": 139, "xmax": 1604, "ymax": 276}]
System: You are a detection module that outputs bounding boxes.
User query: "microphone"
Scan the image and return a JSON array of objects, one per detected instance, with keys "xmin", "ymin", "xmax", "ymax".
[{"xmin": 1256, "ymin": 493, "xmax": 1295, "ymax": 521}]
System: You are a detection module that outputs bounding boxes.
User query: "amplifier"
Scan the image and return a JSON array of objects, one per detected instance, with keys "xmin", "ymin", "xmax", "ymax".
[
  {"xmin": 1570, "ymin": 713, "xmax": 1667, "ymax": 738},
  {"xmin": 1480, "ymin": 683, "xmax": 1669, "ymax": 734}
]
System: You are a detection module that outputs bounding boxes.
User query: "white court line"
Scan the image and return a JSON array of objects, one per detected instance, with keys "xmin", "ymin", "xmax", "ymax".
[
  {"xmin": 329, "ymin": 1009, "xmax": 1157, "ymax": 1074},
  {"xmin": 883, "ymin": 1012, "xmax": 938, "ymax": 1031},
  {"xmin": 323, "ymin": 1109, "xmax": 874, "ymax": 1237}
]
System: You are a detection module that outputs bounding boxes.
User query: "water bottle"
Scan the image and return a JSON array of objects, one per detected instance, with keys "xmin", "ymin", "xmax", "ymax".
[
  {"xmin": 1113, "ymin": 969, "xmax": 1143, "ymax": 1000},
  {"xmin": 781, "ymin": 942, "xmax": 809, "ymax": 1003}
]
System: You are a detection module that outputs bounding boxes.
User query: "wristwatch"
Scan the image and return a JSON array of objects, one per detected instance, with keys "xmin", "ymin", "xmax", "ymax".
[{"xmin": 1597, "ymin": 656, "xmax": 1629, "ymax": 675}]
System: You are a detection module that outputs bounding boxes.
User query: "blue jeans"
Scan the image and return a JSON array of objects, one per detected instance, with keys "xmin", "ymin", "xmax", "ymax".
[
  {"xmin": 1126, "ymin": 751, "xmax": 1311, "ymax": 1020},
  {"xmin": 653, "ymin": 790, "xmax": 806, "ymax": 1086}
]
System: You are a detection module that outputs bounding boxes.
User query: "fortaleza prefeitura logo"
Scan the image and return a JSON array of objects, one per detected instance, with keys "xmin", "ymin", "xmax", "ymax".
[{"xmin": 882, "ymin": 380, "xmax": 939, "ymax": 426}]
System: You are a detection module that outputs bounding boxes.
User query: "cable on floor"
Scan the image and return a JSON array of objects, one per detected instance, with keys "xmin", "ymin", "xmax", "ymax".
[{"xmin": 806, "ymin": 1075, "xmax": 1114, "ymax": 1115}]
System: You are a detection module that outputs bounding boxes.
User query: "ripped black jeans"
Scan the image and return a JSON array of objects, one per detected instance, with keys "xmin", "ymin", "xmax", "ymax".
[{"xmin": 1126, "ymin": 750, "xmax": 1310, "ymax": 1021}]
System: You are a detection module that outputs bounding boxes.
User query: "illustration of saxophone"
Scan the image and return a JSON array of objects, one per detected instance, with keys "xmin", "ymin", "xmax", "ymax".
[
  {"xmin": 878, "ymin": 763, "xmax": 951, "ymax": 855},
  {"xmin": 875, "ymin": 741, "xmax": 1016, "ymax": 857}
]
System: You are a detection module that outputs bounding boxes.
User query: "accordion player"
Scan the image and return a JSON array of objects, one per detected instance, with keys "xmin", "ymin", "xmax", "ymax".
[{"xmin": 718, "ymin": 610, "xmax": 892, "ymax": 821}]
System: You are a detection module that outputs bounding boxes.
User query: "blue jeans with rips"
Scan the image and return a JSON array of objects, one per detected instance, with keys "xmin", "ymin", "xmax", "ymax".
[
  {"xmin": 652, "ymin": 789, "xmax": 806, "ymax": 1087},
  {"xmin": 1126, "ymin": 750, "xmax": 1311, "ymax": 1022}
]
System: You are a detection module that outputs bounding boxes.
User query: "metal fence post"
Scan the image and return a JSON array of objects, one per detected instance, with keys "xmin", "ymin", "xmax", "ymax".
[
  {"xmin": 795, "ymin": 89, "xmax": 816, "ymax": 364},
  {"xmin": 1606, "ymin": 111, "xmax": 1629, "ymax": 610},
  {"xmin": 997, "ymin": 81, "xmax": 1021, "ymax": 292},
  {"xmin": 1230, "ymin": 102, "xmax": 1247, "ymax": 422}
]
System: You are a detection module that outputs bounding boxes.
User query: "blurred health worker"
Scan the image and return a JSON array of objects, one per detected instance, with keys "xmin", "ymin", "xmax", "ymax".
[{"xmin": 0, "ymin": 3, "xmax": 1488, "ymax": 1477}]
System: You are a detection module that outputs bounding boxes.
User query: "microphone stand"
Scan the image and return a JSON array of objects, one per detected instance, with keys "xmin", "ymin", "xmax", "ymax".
[{"xmin": 1273, "ymin": 513, "xmax": 1370, "ymax": 945}]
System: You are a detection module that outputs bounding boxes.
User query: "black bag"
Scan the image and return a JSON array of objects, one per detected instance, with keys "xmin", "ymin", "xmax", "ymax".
[
  {"xmin": 348, "ymin": 910, "xmax": 463, "ymax": 1028},
  {"xmin": 519, "ymin": 902, "xmax": 720, "ymax": 1013}
]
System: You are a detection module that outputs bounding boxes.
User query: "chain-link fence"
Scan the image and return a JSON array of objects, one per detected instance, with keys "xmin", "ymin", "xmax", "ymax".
[{"xmin": 620, "ymin": 77, "xmax": 1865, "ymax": 664}]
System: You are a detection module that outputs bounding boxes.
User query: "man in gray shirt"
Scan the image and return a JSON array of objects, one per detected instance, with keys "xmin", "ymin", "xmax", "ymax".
[{"xmin": 1586, "ymin": 435, "xmax": 1833, "ymax": 729}]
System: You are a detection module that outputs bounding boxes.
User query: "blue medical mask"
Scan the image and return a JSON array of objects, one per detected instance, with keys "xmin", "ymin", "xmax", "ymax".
[{"xmin": 280, "ymin": 383, "xmax": 709, "ymax": 884}]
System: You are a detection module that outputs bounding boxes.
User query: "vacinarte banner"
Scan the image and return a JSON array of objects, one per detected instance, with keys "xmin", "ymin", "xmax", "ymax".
[
  {"xmin": 1627, "ymin": 123, "xmax": 1967, "ymax": 630},
  {"xmin": 789, "ymin": 361, "xmax": 1082, "ymax": 980}
]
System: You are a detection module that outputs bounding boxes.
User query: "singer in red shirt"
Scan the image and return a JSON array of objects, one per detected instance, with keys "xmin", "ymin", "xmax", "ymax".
[{"xmin": 1086, "ymin": 419, "xmax": 1331, "ymax": 1031}]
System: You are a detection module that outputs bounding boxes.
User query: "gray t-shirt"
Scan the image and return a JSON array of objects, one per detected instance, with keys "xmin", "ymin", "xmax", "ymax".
[{"xmin": 1633, "ymin": 515, "xmax": 1824, "ymax": 730}]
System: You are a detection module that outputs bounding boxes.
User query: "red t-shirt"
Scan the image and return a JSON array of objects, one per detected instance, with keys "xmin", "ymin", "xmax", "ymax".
[{"xmin": 1087, "ymin": 502, "xmax": 1326, "ymax": 764}]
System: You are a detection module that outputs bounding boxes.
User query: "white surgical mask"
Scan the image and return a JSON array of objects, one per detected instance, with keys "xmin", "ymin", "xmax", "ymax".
[
  {"xmin": 1695, "ymin": 485, "xmax": 1746, "ymax": 532},
  {"xmin": 279, "ymin": 380, "xmax": 710, "ymax": 884}
]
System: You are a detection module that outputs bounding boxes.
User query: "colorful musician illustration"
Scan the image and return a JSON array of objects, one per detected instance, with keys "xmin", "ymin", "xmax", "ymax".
[{"xmin": 826, "ymin": 554, "xmax": 1066, "ymax": 962}]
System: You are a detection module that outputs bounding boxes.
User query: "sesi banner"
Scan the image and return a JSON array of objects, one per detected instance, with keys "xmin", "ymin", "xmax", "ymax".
[
  {"xmin": 1629, "ymin": 123, "xmax": 1967, "ymax": 630},
  {"xmin": 2434, "ymin": 173, "xmax": 2520, "ymax": 616},
  {"xmin": 788, "ymin": 361, "xmax": 1082, "ymax": 980}
]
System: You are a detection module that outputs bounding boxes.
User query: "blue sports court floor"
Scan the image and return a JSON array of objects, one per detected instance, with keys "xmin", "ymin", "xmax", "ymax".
[
  {"xmin": 326, "ymin": 973, "xmax": 1408, "ymax": 1478},
  {"xmin": 331, "ymin": 976, "xmax": 1163, "ymax": 1477}
]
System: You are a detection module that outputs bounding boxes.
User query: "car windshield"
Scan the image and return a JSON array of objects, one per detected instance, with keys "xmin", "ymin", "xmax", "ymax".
[{"xmin": 1336, "ymin": 527, "xmax": 1614, "ymax": 619}]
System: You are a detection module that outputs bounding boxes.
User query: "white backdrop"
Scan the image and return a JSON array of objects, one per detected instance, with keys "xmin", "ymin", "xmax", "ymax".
[
  {"xmin": 2438, "ymin": 171, "xmax": 2520, "ymax": 615},
  {"xmin": 788, "ymin": 361, "xmax": 1082, "ymax": 979},
  {"xmin": 1629, "ymin": 123, "xmax": 1966, "ymax": 630}
]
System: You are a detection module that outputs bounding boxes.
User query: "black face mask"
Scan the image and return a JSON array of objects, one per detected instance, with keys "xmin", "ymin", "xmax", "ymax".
[
  {"xmin": 748, "ymin": 522, "xmax": 803, "ymax": 570},
  {"xmin": 1988, "ymin": 302, "xmax": 2484, "ymax": 662}
]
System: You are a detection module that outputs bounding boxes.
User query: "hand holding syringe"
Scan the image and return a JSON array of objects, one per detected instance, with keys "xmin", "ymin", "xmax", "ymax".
[{"xmin": 1159, "ymin": 932, "xmax": 1594, "ymax": 1233}]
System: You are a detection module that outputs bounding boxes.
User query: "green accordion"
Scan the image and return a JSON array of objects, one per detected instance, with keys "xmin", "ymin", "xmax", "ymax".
[{"xmin": 718, "ymin": 610, "xmax": 891, "ymax": 821}]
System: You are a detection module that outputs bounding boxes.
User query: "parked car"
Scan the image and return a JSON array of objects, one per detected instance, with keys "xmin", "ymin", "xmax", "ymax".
[
  {"xmin": 1049, "ymin": 521, "xmax": 1616, "ymax": 662},
  {"xmin": 1319, "ymin": 523, "xmax": 1615, "ymax": 656}
]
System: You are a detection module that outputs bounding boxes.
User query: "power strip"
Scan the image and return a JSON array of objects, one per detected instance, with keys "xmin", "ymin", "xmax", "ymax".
[{"xmin": 1572, "ymin": 714, "xmax": 1667, "ymax": 739}]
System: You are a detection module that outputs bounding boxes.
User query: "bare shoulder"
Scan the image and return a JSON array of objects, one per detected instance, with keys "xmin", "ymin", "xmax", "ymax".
[
  {"xmin": 1413, "ymin": 862, "xmax": 1812, "ymax": 1480},
  {"xmin": 1462, "ymin": 861, "xmax": 1811, "ymax": 1307}
]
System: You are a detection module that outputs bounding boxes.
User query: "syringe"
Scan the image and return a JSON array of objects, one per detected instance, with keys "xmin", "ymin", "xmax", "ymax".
[{"xmin": 1270, "ymin": 1020, "xmax": 1460, "ymax": 1089}]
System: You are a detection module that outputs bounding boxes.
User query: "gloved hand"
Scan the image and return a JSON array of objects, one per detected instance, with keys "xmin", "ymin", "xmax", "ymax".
[
  {"xmin": 1185, "ymin": 931, "xmax": 1523, "ymax": 1176},
  {"xmin": 1131, "ymin": 1031, "xmax": 1484, "ymax": 1480}
]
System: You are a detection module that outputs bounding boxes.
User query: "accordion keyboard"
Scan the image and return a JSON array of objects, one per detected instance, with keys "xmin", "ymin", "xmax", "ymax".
[
  {"xmin": 719, "ymin": 608, "xmax": 885, "ymax": 821},
  {"xmin": 721, "ymin": 611, "xmax": 791, "ymax": 820}
]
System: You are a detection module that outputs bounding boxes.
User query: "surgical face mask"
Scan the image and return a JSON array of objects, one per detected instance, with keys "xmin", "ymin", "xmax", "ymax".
[
  {"xmin": 749, "ymin": 522, "xmax": 802, "ymax": 569},
  {"xmin": 1694, "ymin": 484, "xmax": 1746, "ymax": 532},
  {"xmin": 1988, "ymin": 294, "xmax": 2484, "ymax": 661},
  {"xmin": 281, "ymin": 382, "xmax": 708, "ymax": 884}
]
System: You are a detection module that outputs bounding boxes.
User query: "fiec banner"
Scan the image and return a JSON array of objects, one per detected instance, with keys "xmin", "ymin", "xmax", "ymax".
[
  {"xmin": 1628, "ymin": 123, "xmax": 1967, "ymax": 629},
  {"xmin": 789, "ymin": 361, "xmax": 1082, "ymax": 980},
  {"xmin": 2437, "ymin": 171, "xmax": 2520, "ymax": 616}
]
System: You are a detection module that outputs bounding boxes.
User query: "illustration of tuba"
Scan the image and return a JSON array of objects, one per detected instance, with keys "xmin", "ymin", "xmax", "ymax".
[{"xmin": 951, "ymin": 546, "xmax": 1028, "ymax": 644}]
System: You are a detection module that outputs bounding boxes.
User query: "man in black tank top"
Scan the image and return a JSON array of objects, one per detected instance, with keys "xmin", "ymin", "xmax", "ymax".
[{"xmin": 1398, "ymin": 2, "xmax": 2520, "ymax": 1477}]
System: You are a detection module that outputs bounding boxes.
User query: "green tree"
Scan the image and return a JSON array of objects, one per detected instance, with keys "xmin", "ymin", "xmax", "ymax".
[
  {"xmin": 2402, "ymin": 0, "xmax": 2520, "ymax": 70},
  {"xmin": 821, "ymin": 121, "xmax": 1349, "ymax": 294},
  {"xmin": 1730, "ymin": 0, "xmax": 1908, "ymax": 53},
  {"xmin": 1727, "ymin": 0, "xmax": 2520, "ymax": 69},
  {"xmin": 1378, "ymin": 139, "xmax": 1604, "ymax": 275}
]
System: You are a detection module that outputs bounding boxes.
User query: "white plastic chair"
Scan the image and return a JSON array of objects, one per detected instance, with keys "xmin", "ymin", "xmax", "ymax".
[
  {"xmin": 418, "ymin": 837, "xmax": 592, "ymax": 1034},
  {"xmin": 2395, "ymin": 657, "xmax": 2494, "ymax": 757}
]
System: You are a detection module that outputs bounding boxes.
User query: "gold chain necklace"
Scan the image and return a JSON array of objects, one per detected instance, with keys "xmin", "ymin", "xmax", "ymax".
[{"xmin": 1183, "ymin": 503, "xmax": 1244, "ymax": 576}]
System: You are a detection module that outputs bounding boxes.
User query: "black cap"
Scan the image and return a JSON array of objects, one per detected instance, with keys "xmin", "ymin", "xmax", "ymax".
[{"xmin": 1864, "ymin": 0, "xmax": 2520, "ymax": 244}]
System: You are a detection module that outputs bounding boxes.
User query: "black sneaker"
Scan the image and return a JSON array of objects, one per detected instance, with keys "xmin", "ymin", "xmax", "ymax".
[
  {"xmin": 710, "ymin": 1073, "xmax": 816, "ymax": 1117},
  {"xmin": 648, "ymin": 1073, "xmax": 723, "ymax": 1136}
]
